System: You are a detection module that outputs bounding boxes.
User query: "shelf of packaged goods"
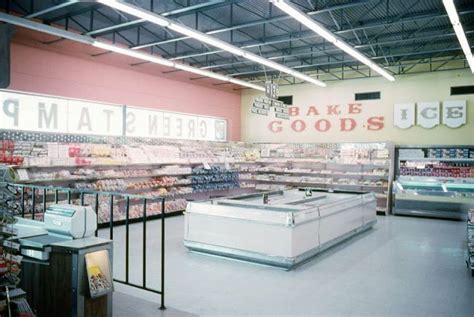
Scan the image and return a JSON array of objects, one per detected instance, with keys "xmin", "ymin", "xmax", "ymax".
[
  {"xmin": 253, "ymin": 170, "xmax": 388, "ymax": 179},
  {"xmin": 397, "ymin": 176, "xmax": 474, "ymax": 183},
  {"xmin": 15, "ymin": 170, "xmax": 242, "ymax": 184},
  {"xmin": 15, "ymin": 174, "xmax": 190, "ymax": 184},
  {"xmin": 239, "ymin": 179, "xmax": 387, "ymax": 192},
  {"xmin": 251, "ymin": 159, "xmax": 389, "ymax": 167},
  {"xmin": 115, "ymin": 186, "xmax": 252, "ymax": 202},
  {"xmin": 399, "ymin": 158, "xmax": 474, "ymax": 162},
  {"xmin": 16, "ymin": 160, "xmax": 235, "ymax": 169},
  {"xmin": 122, "ymin": 183, "xmax": 192, "ymax": 193}
]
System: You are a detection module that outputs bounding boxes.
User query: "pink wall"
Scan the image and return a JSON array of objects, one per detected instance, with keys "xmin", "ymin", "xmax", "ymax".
[{"xmin": 9, "ymin": 42, "xmax": 242, "ymax": 140}]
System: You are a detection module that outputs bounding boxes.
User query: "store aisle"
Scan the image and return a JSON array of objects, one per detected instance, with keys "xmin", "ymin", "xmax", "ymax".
[{"xmin": 106, "ymin": 215, "xmax": 473, "ymax": 317}]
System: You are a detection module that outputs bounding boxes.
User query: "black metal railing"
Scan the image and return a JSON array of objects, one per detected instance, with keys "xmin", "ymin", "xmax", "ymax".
[{"xmin": 3, "ymin": 182, "xmax": 167, "ymax": 310}]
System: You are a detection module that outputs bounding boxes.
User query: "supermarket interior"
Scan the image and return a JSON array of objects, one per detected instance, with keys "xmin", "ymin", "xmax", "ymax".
[{"xmin": 0, "ymin": 0, "xmax": 473, "ymax": 316}]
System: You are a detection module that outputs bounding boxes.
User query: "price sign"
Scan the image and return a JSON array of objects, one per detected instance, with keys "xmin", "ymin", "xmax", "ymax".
[{"xmin": 16, "ymin": 169, "xmax": 29, "ymax": 181}]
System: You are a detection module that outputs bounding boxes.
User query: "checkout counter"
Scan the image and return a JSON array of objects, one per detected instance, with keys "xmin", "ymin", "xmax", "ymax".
[
  {"xmin": 15, "ymin": 204, "xmax": 113, "ymax": 317},
  {"xmin": 184, "ymin": 189, "xmax": 377, "ymax": 269}
]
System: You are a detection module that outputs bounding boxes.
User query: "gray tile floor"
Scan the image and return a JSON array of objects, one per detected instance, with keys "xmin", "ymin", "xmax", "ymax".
[{"xmin": 103, "ymin": 215, "xmax": 474, "ymax": 317}]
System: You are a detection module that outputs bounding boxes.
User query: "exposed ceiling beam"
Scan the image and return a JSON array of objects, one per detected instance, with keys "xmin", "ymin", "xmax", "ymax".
[
  {"xmin": 86, "ymin": 0, "xmax": 232, "ymax": 36},
  {"xmin": 164, "ymin": 9, "xmax": 474, "ymax": 62},
  {"xmin": 24, "ymin": 1, "xmax": 78, "ymax": 19},
  {"xmin": 0, "ymin": 12, "xmax": 264, "ymax": 91},
  {"xmin": 198, "ymin": 28, "xmax": 474, "ymax": 71},
  {"xmin": 131, "ymin": 0, "xmax": 372, "ymax": 50},
  {"xmin": 227, "ymin": 46, "xmax": 471, "ymax": 78}
]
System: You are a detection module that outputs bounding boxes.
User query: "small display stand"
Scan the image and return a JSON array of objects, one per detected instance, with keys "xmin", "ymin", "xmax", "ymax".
[{"xmin": 21, "ymin": 237, "xmax": 113, "ymax": 317}]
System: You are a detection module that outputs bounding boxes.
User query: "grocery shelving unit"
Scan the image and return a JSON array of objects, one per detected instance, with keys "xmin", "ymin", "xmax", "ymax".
[
  {"xmin": 237, "ymin": 142, "xmax": 394, "ymax": 215},
  {"xmin": 1, "ymin": 139, "xmax": 396, "ymax": 221},
  {"xmin": 467, "ymin": 211, "xmax": 474, "ymax": 276},
  {"xmin": 393, "ymin": 145, "xmax": 474, "ymax": 219}
]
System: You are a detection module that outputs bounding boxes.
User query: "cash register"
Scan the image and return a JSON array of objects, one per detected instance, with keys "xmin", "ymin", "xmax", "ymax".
[
  {"xmin": 14, "ymin": 204, "xmax": 97, "ymax": 260},
  {"xmin": 16, "ymin": 204, "xmax": 113, "ymax": 316}
]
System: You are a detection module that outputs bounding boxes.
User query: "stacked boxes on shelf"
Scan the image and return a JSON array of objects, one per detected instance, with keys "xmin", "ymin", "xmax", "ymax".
[
  {"xmin": 0, "ymin": 141, "xmax": 23, "ymax": 166},
  {"xmin": 191, "ymin": 167, "xmax": 239, "ymax": 193},
  {"xmin": 0, "ymin": 184, "xmax": 22, "ymax": 287},
  {"xmin": 427, "ymin": 148, "xmax": 474, "ymax": 159}
]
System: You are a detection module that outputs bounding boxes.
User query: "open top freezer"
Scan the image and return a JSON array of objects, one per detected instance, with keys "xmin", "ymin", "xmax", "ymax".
[{"xmin": 184, "ymin": 189, "xmax": 377, "ymax": 269}]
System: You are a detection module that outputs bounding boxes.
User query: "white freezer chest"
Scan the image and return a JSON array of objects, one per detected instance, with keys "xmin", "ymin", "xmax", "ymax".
[{"xmin": 184, "ymin": 189, "xmax": 376, "ymax": 269}]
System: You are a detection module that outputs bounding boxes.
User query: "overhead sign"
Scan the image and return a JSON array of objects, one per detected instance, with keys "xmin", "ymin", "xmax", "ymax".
[
  {"xmin": 265, "ymin": 81, "xmax": 279, "ymax": 99},
  {"xmin": 0, "ymin": 90, "xmax": 227, "ymax": 141},
  {"xmin": 252, "ymin": 95, "xmax": 289, "ymax": 119},
  {"xmin": 394, "ymin": 100, "xmax": 466, "ymax": 129},
  {"xmin": 0, "ymin": 91, "xmax": 123, "ymax": 136}
]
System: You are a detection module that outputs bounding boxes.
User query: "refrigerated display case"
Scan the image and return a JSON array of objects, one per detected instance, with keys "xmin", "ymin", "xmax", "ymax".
[
  {"xmin": 184, "ymin": 188, "xmax": 377, "ymax": 269},
  {"xmin": 392, "ymin": 179, "xmax": 474, "ymax": 219}
]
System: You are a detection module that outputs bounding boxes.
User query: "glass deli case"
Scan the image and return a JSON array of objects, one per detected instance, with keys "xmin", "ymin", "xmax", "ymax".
[{"xmin": 393, "ymin": 178, "xmax": 474, "ymax": 219}]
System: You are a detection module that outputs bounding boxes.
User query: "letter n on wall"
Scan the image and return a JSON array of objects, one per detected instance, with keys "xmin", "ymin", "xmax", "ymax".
[{"xmin": 393, "ymin": 103, "xmax": 415, "ymax": 129}]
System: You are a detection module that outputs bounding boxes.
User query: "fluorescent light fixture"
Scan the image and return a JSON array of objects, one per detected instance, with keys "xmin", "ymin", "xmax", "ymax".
[
  {"xmin": 0, "ymin": 11, "xmax": 264, "ymax": 91},
  {"xmin": 443, "ymin": 0, "xmax": 474, "ymax": 73},
  {"xmin": 174, "ymin": 63, "xmax": 230, "ymax": 82},
  {"xmin": 272, "ymin": 0, "xmax": 395, "ymax": 82},
  {"xmin": 98, "ymin": 0, "xmax": 326, "ymax": 87},
  {"xmin": 229, "ymin": 78, "xmax": 266, "ymax": 91},
  {"xmin": 97, "ymin": 0, "xmax": 169, "ymax": 27},
  {"xmin": 167, "ymin": 24, "xmax": 246, "ymax": 57},
  {"xmin": 93, "ymin": 41, "xmax": 175, "ymax": 67},
  {"xmin": 92, "ymin": 41, "xmax": 264, "ymax": 90}
]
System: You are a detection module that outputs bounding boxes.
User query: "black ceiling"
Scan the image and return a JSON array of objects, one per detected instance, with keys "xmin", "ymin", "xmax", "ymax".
[{"xmin": 2, "ymin": 0, "xmax": 473, "ymax": 85}]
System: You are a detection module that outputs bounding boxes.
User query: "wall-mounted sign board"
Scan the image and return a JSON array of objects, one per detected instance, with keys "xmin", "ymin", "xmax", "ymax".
[
  {"xmin": 0, "ymin": 90, "xmax": 227, "ymax": 141},
  {"xmin": 394, "ymin": 100, "xmax": 467, "ymax": 129}
]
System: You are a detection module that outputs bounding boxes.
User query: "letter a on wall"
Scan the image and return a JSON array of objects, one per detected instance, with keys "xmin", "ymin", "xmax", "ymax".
[
  {"xmin": 417, "ymin": 102, "xmax": 440, "ymax": 129},
  {"xmin": 443, "ymin": 100, "xmax": 466, "ymax": 128},
  {"xmin": 393, "ymin": 103, "xmax": 415, "ymax": 129}
]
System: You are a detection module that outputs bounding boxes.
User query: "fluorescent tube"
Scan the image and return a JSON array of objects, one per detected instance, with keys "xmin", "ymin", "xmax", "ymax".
[
  {"xmin": 98, "ymin": 0, "xmax": 326, "ymax": 87},
  {"xmin": 93, "ymin": 41, "xmax": 264, "ymax": 90},
  {"xmin": 93, "ymin": 41, "xmax": 175, "ymax": 67},
  {"xmin": 97, "ymin": 0, "xmax": 169, "ymax": 27},
  {"xmin": 443, "ymin": 0, "xmax": 474, "ymax": 73},
  {"xmin": 272, "ymin": 0, "xmax": 395, "ymax": 81},
  {"xmin": 174, "ymin": 63, "xmax": 230, "ymax": 82}
]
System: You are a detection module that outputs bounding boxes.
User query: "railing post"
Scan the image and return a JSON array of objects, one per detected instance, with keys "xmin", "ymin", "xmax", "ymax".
[
  {"xmin": 31, "ymin": 188, "xmax": 36, "ymax": 220},
  {"xmin": 142, "ymin": 198, "xmax": 147, "ymax": 289},
  {"xmin": 94, "ymin": 193, "xmax": 99, "ymax": 237},
  {"xmin": 125, "ymin": 196, "xmax": 130, "ymax": 284},
  {"xmin": 20, "ymin": 187, "xmax": 25, "ymax": 217},
  {"xmin": 160, "ymin": 197, "xmax": 166, "ymax": 310},
  {"xmin": 42, "ymin": 188, "xmax": 47, "ymax": 215},
  {"xmin": 109, "ymin": 195, "xmax": 114, "ymax": 240}
]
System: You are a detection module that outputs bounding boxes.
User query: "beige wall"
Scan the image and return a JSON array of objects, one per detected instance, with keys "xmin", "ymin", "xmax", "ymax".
[{"xmin": 241, "ymin": 69, "xmax": 474, "ymax": 145}]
